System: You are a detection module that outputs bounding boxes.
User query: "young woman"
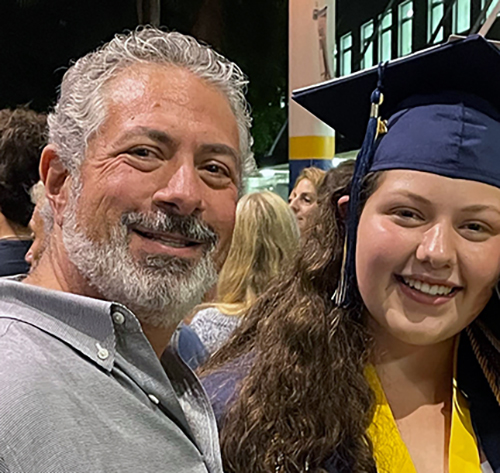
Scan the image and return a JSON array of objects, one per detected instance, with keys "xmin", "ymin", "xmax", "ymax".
[
  {"xmin": 202, "ymin": 36, "xmax": 500, "ymax": 472},
  {"xmin": 190, "ymin": 191, "xmax": 300, "ymax": 354}
]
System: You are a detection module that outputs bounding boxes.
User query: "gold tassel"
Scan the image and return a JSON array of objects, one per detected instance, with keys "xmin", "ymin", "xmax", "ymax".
[
  {"xmin": 332, "ymin": 237, "xmax": 348, "ymax": 305},
  {"xmin": 377, "ymin": 118, "xmax": 388, "ymax": 137}
]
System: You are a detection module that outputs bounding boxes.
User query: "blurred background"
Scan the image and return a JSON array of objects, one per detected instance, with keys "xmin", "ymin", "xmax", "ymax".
[{"xmin": 1, "ymin": 0, "xmax": 499, "ymax": 200}]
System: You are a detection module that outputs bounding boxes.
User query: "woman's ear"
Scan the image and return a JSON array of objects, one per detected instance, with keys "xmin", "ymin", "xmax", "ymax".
[
  {"xmin": 337, "ymin": 195, "xmax": 349, "ymax": 219},
  {"xmin": 40, "ymin": 145, "xmax": 70, "ymax": 227}
]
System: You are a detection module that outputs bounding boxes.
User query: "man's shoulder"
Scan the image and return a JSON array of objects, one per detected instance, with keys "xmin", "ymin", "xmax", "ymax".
[{"xmin": 0, "ymin": 316, "xmax": 72, "ymax": 382}]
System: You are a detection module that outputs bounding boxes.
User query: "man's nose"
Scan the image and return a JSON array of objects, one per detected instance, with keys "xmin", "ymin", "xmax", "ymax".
[
  {"xmin": 152, "ymin": 161, "xmax": 205, "ymax": 216},
  {"xmin": 415, "ymin": 223, "xmax": 457, "ymax": 269}
]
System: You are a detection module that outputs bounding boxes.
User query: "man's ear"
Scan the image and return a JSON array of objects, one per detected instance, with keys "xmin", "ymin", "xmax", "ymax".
[
  {"xmin": 337, "ymin": 195, "xmax": 349, "ymax": 219},
  {"xmin": 40, "ymin": 145, "xmax": 70, "ymax": 226}
]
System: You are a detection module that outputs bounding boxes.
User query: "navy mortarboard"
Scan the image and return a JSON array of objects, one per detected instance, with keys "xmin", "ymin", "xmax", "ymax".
[{"xmin": 293, "ymin": 35, "xmax": 500, "ymax": 306}]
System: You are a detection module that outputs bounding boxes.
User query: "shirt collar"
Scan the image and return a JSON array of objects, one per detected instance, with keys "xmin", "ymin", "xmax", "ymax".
[{"xmin": 0, "ymin": 278, "xmax": 138, "ymax": 372}]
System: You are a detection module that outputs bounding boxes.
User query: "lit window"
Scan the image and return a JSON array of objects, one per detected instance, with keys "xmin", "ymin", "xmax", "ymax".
[
  {"xmin": 399, "ymin": 1, "xmax": 413, "ymax": 56},
  {"xmin": 428, "ymin": 0, "xmax": 444, "ymax": 43},
  {"xmin": 481, "ymin": 0, "xmax": 500, "ymax": 19},
  {"xmin": 340, "ymin": 32, "xmax": 352, "ymax": 76},
  {"xmin": 360, "ymin": 20, "xmax": 374, "ymax": 69},
  {"xmin": 378, "ymin": 10, "xmax": 392, "ymax": 62},
  {"xmin": 453, "ymin": 0, "xmax": 471, "ymax": 33}
]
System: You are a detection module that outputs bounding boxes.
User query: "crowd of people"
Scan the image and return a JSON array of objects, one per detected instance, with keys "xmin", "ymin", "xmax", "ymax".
[{"xmin": 0, "ymin": 26, "xmax": 500, "ymax": 473}]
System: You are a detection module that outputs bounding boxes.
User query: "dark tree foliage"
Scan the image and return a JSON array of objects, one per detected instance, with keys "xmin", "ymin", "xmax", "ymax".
[{"xmin": 0, "ymin": 0, "xmax": 287, "ymax": 166}]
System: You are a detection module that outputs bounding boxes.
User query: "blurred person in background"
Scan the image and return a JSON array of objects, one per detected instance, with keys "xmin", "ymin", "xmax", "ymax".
[
  {"xmin": 189, "ymin": 191, "xmax": 300, "ymax": 356},
  {"xmin": 302, "ymin": 160, "xmax": 355, "ymax": 236},
  {"xmin": 288, "ymin": 166, "xmax": 325, "ymax": 234},
  {"xmin": 24, "ymin": 181, "xmax": 52, "ymax": 269},
  {"xmin": 0, "ymin": 107, "xmax": 46, "ymax": 276}
]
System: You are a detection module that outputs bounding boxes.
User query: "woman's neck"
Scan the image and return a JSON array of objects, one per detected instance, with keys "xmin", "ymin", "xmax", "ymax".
[
  {"xmin": 371, "ymin": 329, "xmax": 456, "ymax": 473},
  {"xmin": 372, "ymin": 327, "xmax": 455, "ymax": 419},
  {"xmin": 0, "ymin": 213, "xmax": 31, "ymax": 240}
]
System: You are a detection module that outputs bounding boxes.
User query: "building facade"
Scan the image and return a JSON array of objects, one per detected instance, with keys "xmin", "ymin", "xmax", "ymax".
[
  {"xmin": 334, "ymin": 0, "xmax": 499, "ymax": 152},
  {"xmin": 337, "ymin": 0, "xmax": 500, "ymax": 77}
]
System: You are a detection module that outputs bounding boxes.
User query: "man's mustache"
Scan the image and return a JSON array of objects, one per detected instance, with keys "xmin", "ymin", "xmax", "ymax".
[{"xmin": 121, "ymin": 211, "xmax": 219, "ymax": 251}]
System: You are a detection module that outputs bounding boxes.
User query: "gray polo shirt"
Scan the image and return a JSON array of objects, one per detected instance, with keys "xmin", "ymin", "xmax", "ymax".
[{"xmin": 0, "ymin": 278, "xmax": 222, "ymax": 473}]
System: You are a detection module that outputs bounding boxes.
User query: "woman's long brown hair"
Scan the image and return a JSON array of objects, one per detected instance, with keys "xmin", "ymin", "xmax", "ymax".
[{"xmin": 202, "ymin": 163, "xmax": 382, "ymax": 473}]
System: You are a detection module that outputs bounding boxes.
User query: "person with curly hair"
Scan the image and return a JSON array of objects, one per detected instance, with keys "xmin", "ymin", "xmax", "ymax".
[
  {"xmin": 202, "ymin": 37, "xmax": 500, "ymax": 472},
  {"xmin": 0, "ymin": 107, "xmax": 46, "ymax": 276}
]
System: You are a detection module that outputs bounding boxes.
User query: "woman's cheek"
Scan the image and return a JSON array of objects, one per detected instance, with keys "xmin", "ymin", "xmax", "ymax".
[
  {"xmin": 356, "ymin": 219, "xmax": 414, "ymax": 295},
  {"xmin": 462, "ymin": 242, "xmax": 500, "ymax": 295}
]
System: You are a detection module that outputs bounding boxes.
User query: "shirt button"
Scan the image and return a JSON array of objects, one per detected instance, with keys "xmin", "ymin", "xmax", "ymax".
[
  {"xmin": 148, "ymin": 394, "xmax": 160, "ymax": 405},
  {"xmin": 112, "ymin": 311, "xmax": 125, "ymax": 325},
  {"xmin": 96, "ymin": 343, "xmax": 109, "ymax": 360}
]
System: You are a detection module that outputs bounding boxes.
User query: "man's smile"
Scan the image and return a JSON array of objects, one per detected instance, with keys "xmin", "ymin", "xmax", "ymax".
[{"xmin": 130, "ymin": 226, "xmax": 206, "ymax": 258}]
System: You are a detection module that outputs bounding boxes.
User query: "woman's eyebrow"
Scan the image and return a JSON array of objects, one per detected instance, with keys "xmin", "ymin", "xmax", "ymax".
[
  {"xmin": 390, "ymin": 190, "xmax": 432, "ymax": 206},
  {"xmin": 461, "ymin": 204, "xmax": 500, "ymax": 216}
]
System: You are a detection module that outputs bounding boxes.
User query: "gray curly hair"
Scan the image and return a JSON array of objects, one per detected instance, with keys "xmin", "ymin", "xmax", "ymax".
[{"xmin": 47, "ymin": 26, "xmax": 255, "ymax": 182}]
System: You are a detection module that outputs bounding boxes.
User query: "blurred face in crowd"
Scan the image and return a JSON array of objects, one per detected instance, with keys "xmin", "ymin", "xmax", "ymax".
[
  {"xmin": 356, "ymin": 170, "xmax": 500, "ymax": 348},
  {"xmin": 25, "ymin": 200, "xmax": 46, "ymax": 268},
  {"xmin": 289, "ymin": 178, "xmax": 318, "ymax": 233},
  {"xmin": 60, "ymin": 64, "xmax": 240, "ymax": 327}
]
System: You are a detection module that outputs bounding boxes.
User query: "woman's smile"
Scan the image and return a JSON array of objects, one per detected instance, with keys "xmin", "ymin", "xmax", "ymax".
[
  {"xmin": 395, "ymin": 274, "xmax": 462, "ymax": 306},
  {"xmin": 356, "ymin": 170, "xmax": 500, "ymax": 346}
]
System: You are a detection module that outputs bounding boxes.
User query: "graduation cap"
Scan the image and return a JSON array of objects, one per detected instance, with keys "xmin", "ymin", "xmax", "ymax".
[{"xmin": 292, "ymin": 35, "xmax": 500, "ymax": 306}]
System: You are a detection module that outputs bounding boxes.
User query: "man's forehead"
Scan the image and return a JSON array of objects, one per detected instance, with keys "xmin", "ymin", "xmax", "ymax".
[
  {"xmin": 105, "ymin": 64, "xmax": 223, "ymax": 109},
  {"xmin": 106, "ymin": 71, "xmax": 148, "ymax": 106}
]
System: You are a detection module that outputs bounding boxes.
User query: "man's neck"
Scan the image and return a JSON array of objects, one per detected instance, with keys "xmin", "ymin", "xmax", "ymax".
[
  {"xmin": 24, "ymin": 233, "xmax": 178, "ymax": 358},
  {"xmin": 142, "ymin": 322, "xmax": 178, "ymax": 358},
  {"xmin": 24, "ymin": 234, "xmax": 92, "ymax": 295},
  {"xmin": 372, "ymin": 327, "xmax": 455, "ymax": 419}
]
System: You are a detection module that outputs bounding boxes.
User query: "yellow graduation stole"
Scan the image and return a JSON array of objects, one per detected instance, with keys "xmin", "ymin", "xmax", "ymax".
[{"xmin": 365, "ymin": 364, "xmax": 481, "ymax": 472}]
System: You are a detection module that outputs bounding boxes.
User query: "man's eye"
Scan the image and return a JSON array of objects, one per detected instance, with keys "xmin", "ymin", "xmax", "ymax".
[
  {"xmin": 204, "ymin": 163, "xmax": 229, "ymax": 176},
  {"xmin": 130, "ymin": 148, "xmax": 154, "ymax": 158},
  {"xmin": 464, "ymin": 222, "xmax": 486, "ymax": 233}
]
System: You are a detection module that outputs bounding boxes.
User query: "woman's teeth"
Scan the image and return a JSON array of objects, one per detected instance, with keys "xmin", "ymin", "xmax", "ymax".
[{"xmin": 401, "ymin": 276, "xmax": 454, "ymax": 296}]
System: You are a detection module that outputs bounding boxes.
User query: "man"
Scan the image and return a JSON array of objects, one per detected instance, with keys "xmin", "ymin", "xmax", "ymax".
[
  {"xmin": 0, "ymin": 107, "xmax": 46, "ymax": 276},
  {"xmin": 0, "ymin": 27, "xmax": 254, "ymax": 473}
]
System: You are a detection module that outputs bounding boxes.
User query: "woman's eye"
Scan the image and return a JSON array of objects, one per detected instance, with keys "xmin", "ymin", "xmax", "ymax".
[
  {"xmin": 460, "ymin": 222, "xmax": 493, "ymax": 241},
  {"xmin": 394, "ymin": 209, "xmax": 420, "ymax": 219}
]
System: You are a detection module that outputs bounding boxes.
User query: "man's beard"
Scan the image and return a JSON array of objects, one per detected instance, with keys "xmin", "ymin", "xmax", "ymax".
[{"xmin": 61, "ymin": 185, "xmax": 218, "ymax": 329}]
